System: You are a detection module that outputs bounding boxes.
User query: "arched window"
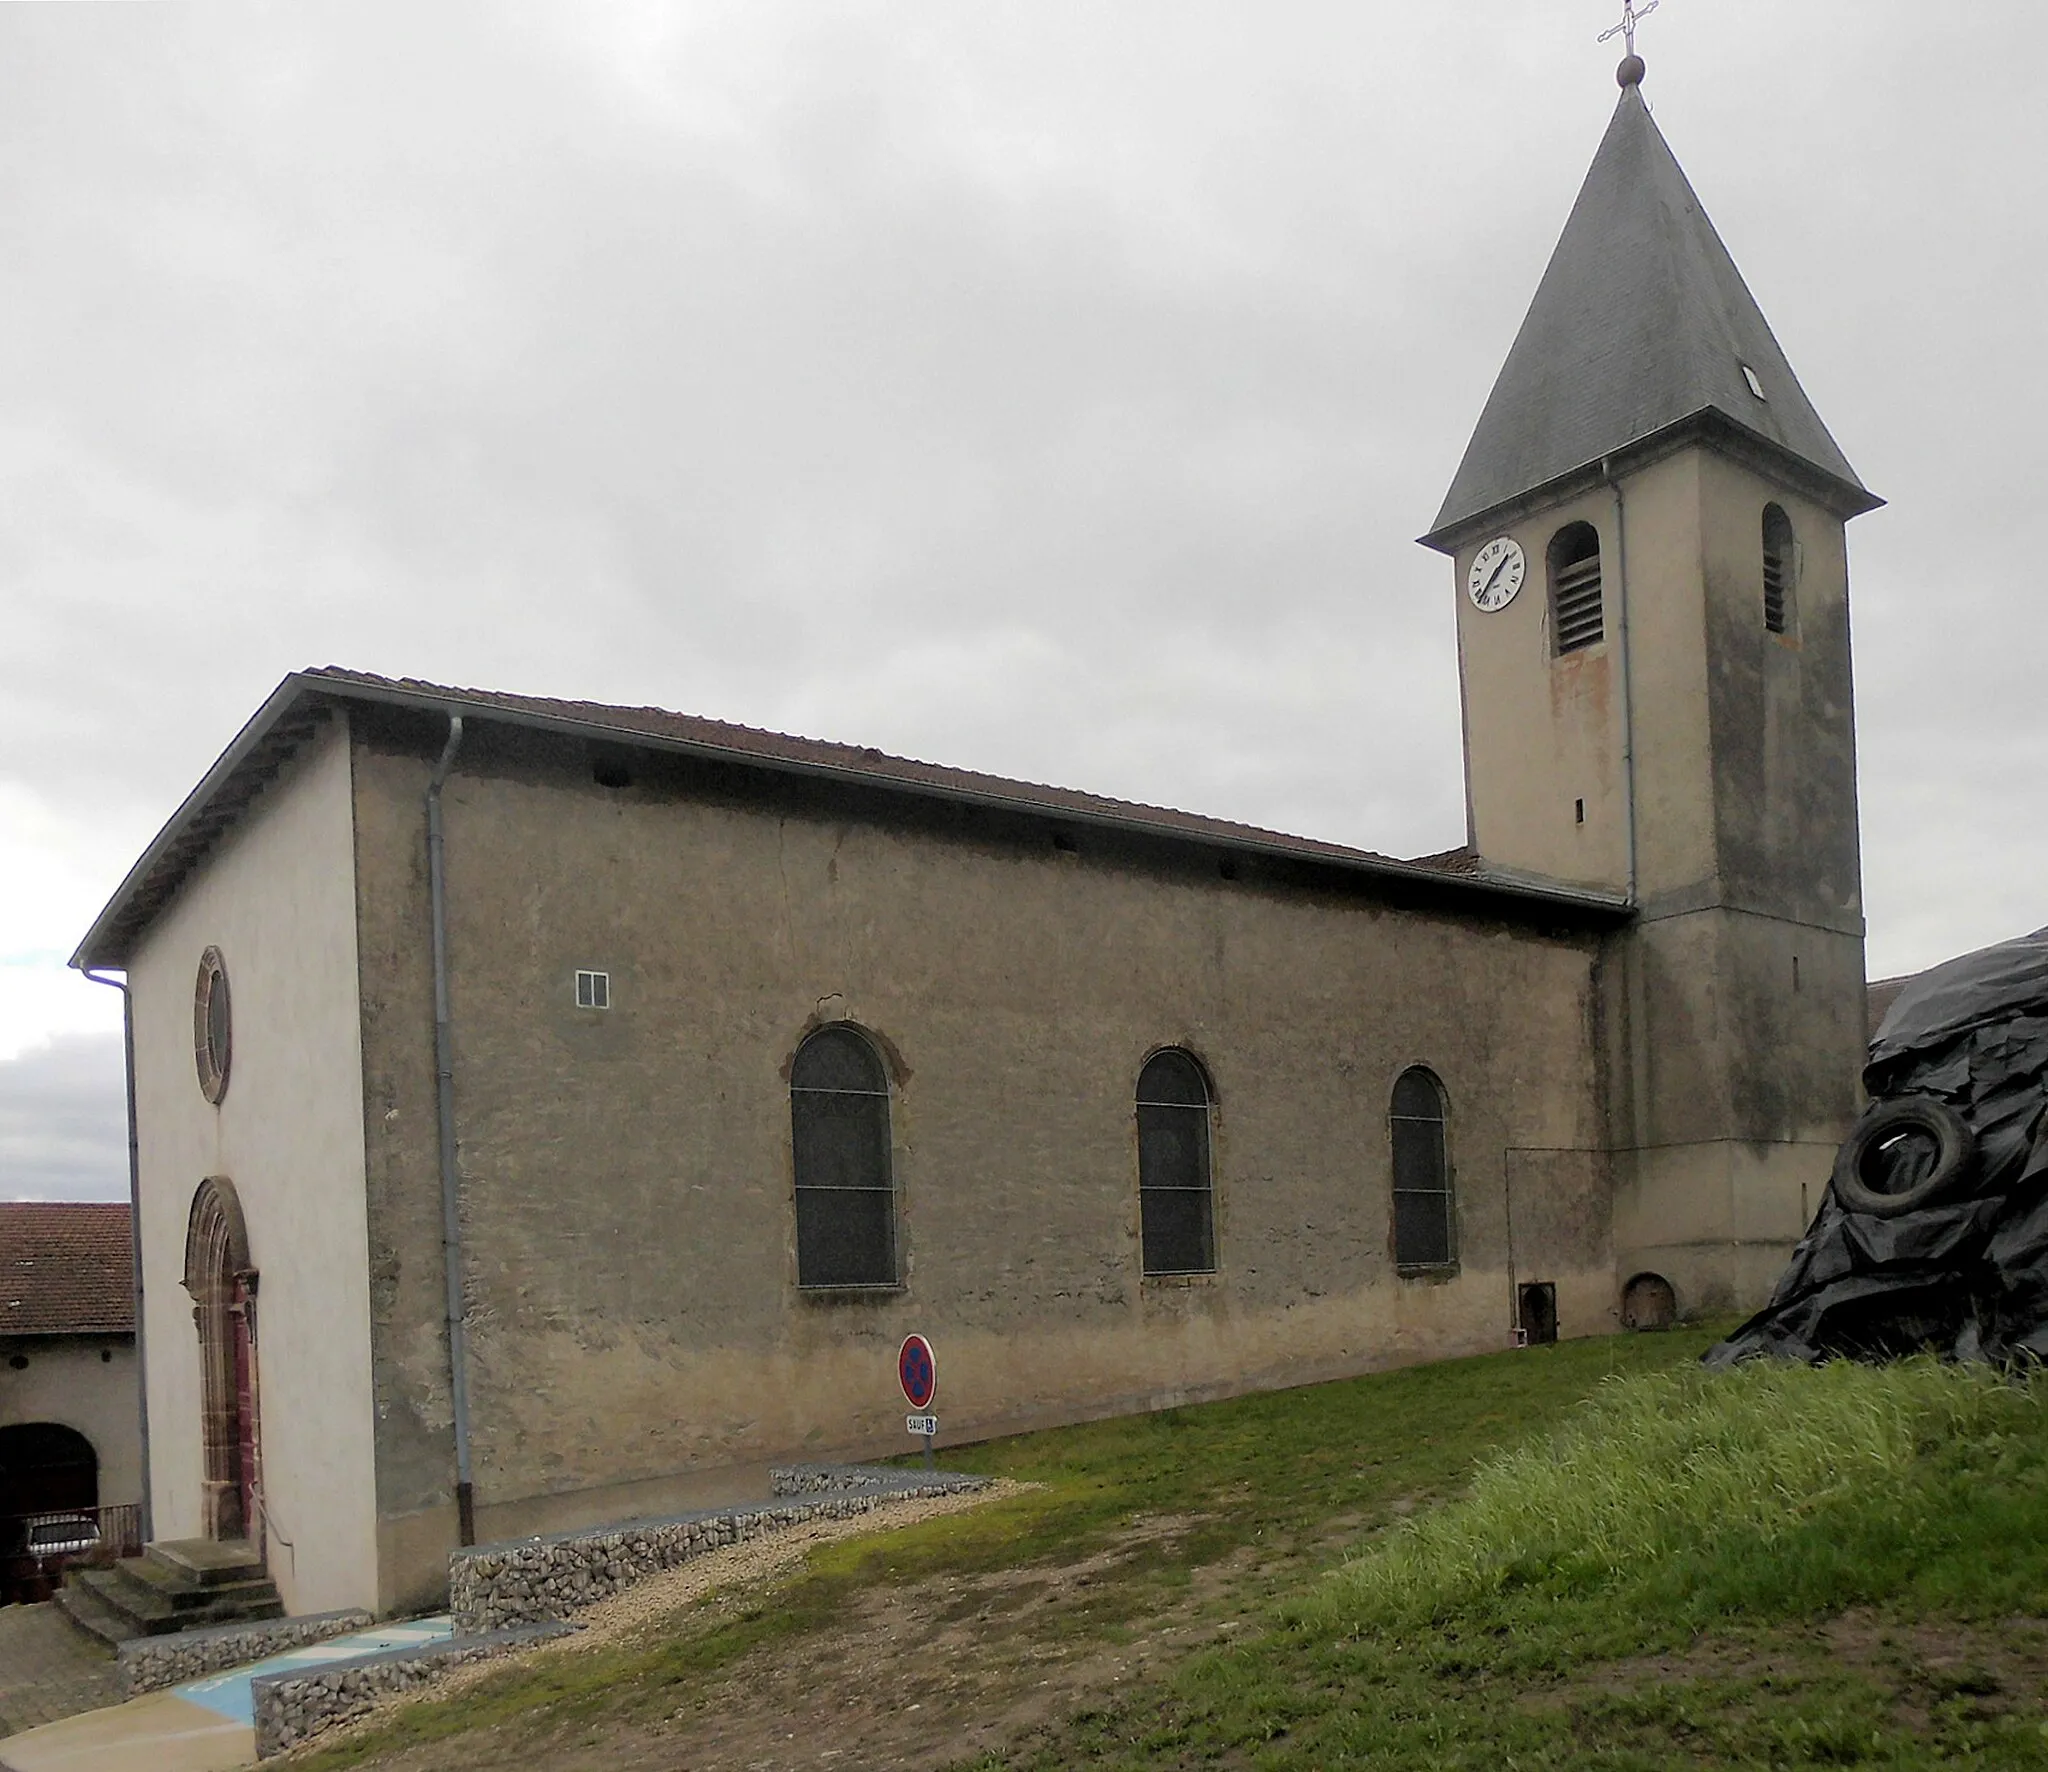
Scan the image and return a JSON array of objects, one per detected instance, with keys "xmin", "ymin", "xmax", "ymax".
[
  {"xmin": 1390, "ymin": 1068, "xmax": 1454, "ymax": 1269},
  {"xmin": 1548, "ymin": 522, "xmax": 1604, "ymax": 655},
  {"xmin": 790, "ymin": 1026, "xmax": 897, "ymax": 1288},
  {"xmin": 1136, "ymin": 1049, "xmax": 1215, "ymax": 1276},
  {"xmin": 1762, "ymin": 503, "xmax": 1795, "ymax": 634}
]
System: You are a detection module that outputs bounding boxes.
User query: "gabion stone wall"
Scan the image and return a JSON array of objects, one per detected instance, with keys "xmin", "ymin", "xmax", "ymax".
[
  {"xmin": 449, "ymin": 1467, "xmax": 987, "ymax": 1632},
  {"xmin": 252, "ymin": 1622, "xmax": 573, "ymax": 1757},
  {"xmin": 120, "ymin": 1608, "xmax": 374, "ymax": 1696}
]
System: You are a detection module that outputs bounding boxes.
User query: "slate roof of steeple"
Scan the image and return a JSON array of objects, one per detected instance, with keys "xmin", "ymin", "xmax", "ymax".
[{"xmin": 1426, "ymin": 81, "xmax": 1879, "ymax": 547}]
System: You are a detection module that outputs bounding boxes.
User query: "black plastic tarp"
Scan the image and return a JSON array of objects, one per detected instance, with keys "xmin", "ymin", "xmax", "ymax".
[{"xmin": 1708, "ymin": 927, "xmax": 2048, "ymax": 1367}]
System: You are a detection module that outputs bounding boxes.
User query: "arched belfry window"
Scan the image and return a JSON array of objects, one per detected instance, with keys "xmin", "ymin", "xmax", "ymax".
[
  {"xmin": 1390, "ymin": 1068, "xmax": 1454, "ymax": 1269},
  {"xmin": 790, "ymin": 1025, "xmax": 897, "ymax": 1288},
  {"xmin": 1762, "ymin": 504, "xmax": 1795, "ymax": 634},
  {"xmin": 1548, "ymin": 522, "xmax": 1604, "ymax": 655},
  {"xmin": 1136, "ymin": 1049, "xmax": 1216, "ymax": 1276}
]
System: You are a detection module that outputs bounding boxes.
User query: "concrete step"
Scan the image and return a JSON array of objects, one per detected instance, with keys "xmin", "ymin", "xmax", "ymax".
[
  {"xmin": 59, "ymin": 1545, "xmax": 285, "ymax": 1644},
  {"xmin": 54, "ymin": 1574, "xmax": 138, "ymax": 1648},
  {"xmin": 144, "ymin": 1538, "xmax": 264, "ymax": 1588},
  {"xmin": 114, "ymin": 1555, "xmax": 279, "ymax": 1613}
]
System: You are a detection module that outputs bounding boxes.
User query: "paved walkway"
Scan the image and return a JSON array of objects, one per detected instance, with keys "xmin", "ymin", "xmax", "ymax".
[
  {"xmin": 0, "ymin": 1606, "xmax": 123, "ymax": 1738},
  {"xmin": 0, "ymin": 1616, "xmax": 454, "ymax": 1772}
]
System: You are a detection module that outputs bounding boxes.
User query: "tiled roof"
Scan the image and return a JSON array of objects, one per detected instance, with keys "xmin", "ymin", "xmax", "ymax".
[
  {"xmin": 312, "ymin": 667, "xmax": 1491, "ymax": 878},
  {"xmin": 73, "ymin": 670, "xmax": 1629, "ymax": 969},
  {"xmin": 1427, "ymin": 85, "xmax": 1879, "ymax": 547},
  {"xmin": 1, "ymin": 1203, "xmax": 135, "ymax": 1337}
]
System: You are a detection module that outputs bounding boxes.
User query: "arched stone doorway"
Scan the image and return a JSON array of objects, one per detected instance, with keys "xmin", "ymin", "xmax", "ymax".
[{"xmin": 183, "ymin": 1177, "xmax": 261, "ymax": 1545}]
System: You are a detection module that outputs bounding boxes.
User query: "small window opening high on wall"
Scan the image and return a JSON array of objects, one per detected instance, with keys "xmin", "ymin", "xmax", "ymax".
[
  {"xmin": 1548, "ymin": 522, "xmax": 1604, "ymax": 654},
  {"xmin": 575, "ymin": 970, "xmax": 610, "ymax": 1010},
  {"xmin": 1763, "ymin": 503, "xmax": 1795, "ymax": 634}
]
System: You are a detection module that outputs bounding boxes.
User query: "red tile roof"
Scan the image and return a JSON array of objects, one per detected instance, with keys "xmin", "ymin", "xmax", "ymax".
[{"xmin": 1, "ymin": 1204, "xmax": 135, "ymax": 1337}]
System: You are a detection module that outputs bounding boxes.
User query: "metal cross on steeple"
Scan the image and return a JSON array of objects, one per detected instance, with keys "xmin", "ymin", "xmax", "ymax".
[{"xmin": 1599, "ymin": 0, "xmax": 1660, "ymax": 58}]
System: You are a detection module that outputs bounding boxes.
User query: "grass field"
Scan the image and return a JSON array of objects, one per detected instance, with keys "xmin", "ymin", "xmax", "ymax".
[{"xmin": 294, "ymin": 1330, "xmax": 2048, "ymax": 1770}]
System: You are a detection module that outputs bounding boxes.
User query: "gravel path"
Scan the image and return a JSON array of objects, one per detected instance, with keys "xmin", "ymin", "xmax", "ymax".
[{"xmin": 280, "ymin": 1478, "xmax": 1029, "ymax": 1760}]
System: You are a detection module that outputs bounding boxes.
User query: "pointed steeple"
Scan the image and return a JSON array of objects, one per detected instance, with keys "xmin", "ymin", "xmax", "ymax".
[{"xmin": 1425, "ymin": 75, "xmax": 1880, "ymax": 548}]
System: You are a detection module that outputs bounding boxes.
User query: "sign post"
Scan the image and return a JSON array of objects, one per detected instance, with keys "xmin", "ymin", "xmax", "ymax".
[{"xmin": 898, "ymin": 1334, "xmax": 938, "ymax": 1467}]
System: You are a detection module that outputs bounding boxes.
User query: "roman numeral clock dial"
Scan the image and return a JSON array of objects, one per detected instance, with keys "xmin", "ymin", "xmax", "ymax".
[{"xmin": 1467, "ymin": 536, "xmax": 1526, "ymax": 612}]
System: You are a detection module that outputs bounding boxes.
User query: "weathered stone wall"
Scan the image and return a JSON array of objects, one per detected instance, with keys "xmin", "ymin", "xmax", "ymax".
[
  {"xmin": 348, "ymin": 703, "xmax": 1621, "ymax": 1613},
  {"xmin": 252, "ymin": 1622, "xmax": 572, "ymax": 1758},
  {"xmin": 449, "ymin": 1468, "xmax": 988, "ymax": 1632},
  {"xmin": 120, "ymin": 1607, "xmax": 373, "ymax": 1696}
]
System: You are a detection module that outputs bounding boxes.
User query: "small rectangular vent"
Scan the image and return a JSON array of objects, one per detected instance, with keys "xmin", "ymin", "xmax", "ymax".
[
  {"xmin": 1552, "ymin": 555, "xmax": 1604, "ymax": 653},
  {"xmin": 574, "ymin": 969, "xmax": 611, "ymax": 1010},
  {"xmin": 1763, "ymin": 543, "xmax": 1789, "ymax": 633}
]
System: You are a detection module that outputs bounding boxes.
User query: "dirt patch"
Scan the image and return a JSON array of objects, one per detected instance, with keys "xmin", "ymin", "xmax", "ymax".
[
  {"xmin": 306, "ymin": 1501, "xmax": 1259, "ymax": 1772},
  {"xmin": 1543, "ymin": 1609, "xmax": 2048, "ymax": 1736}
]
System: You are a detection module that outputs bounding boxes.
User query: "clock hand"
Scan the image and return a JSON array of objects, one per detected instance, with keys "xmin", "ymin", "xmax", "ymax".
[{"xmin": 1480, "ymin": 554, "xmax": 1512, "ymax": 596}]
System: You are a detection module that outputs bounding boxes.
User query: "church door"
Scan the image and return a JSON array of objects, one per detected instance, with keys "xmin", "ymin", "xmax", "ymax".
[{"xmin": 185, "ymin": 1178, "xmax": 261, "ymax": 1547}]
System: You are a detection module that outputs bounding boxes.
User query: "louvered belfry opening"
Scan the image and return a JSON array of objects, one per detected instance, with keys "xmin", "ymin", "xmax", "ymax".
[
  {"xmin": 1548, "ymin": 522, "xmax": 1604, "ymax": 654},
  {"xmin": 1762, "ymin": 503, "xmax": 1794, "ymax": 634}
]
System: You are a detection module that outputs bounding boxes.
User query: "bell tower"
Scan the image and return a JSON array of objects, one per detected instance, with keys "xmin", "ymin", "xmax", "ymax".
[{"xmin": 1423, "ymin": 52, "xmax": 1884, "ymax": 1314}]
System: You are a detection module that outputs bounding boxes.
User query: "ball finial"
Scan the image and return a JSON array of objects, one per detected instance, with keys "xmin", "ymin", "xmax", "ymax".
[{"xmin": 1617, "ymin": 52, "xmax": 1646, "ymax": 88}]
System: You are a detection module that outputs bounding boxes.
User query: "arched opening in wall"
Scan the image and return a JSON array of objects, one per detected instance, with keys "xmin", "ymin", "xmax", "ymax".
[
  {"xmin": 0, "ymin": 1424, "xmax": 101, "ymax": 1604},
  {"xmin": 0, "ymin": 1422, "xmax": 99, "ymax": 1523},
  {"xmin": 1762, "ymin": 504, "xmax": 1796, "ymax": 634},
  {"xmin": 1548, "ymin": 522, "xmax": 1604, "ymax": 655},
  {"xmin": 184, "ymin": 1177, "xmax": 261, "ymax": 1545},
  {"xmin": 1621, "ymin": 1271, "xmax": 1678, "ymax": 1331},
  {"xmin": 1136, "ymin": 1049, "xmax": 1216, "ymax": 1277},
  {"xmin": 1390, "ymin": 1067, "xmax": 1455, "ymax": 1270},
  {"xmin": 790, "ymin": 1025, "xmax": 898, "ymax": 1289}
]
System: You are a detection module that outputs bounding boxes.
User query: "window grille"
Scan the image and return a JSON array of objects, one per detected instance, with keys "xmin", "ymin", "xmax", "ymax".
[
  {"xmin": 1390, "ymin": 1067, "xmax": 1454, "ymax": 1268},
  {"xmin": 1762, "ymin": 504, "xmax": 1794, "ymax": 634},
  {"xmin": 790, "ymin": 1025, "xmax": 897, "ymax": 1288},
  {"xmin": 1548, "ymin": 523, "xmax": 1604, "ymax": 654},
  {"xmin": 1136, "ymin": 1049, "xmax": 1215, "ymax": 1276},
  {"xmin": 574, "ymin": 970, "xmax": 610, "ymax": 1010}
]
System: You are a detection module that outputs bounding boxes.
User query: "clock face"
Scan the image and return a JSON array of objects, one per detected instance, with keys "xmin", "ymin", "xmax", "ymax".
[{"xmin": 1467, "ymin": 536, "xmax": 1526, "ymax": 613}]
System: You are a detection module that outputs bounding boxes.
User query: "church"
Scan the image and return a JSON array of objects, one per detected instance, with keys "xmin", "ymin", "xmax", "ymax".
[{"xmin": 72, "ymin": 53, "xmax": 1881, "ymax": 1620}]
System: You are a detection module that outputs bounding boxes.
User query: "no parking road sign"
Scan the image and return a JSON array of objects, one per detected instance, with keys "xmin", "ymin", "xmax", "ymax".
[
  {"xmin": 898, "ymin": 1334, "xmax": 937, "ymax": 1411},
  {"xmin": 899, "ymin": 1334, "xmax": 938, "ymax": 1464}
]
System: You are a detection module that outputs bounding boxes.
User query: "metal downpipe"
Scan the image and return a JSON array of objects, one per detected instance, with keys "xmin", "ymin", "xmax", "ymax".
[
  {"xmin": 82, "ymin": 967, "xmax": 151, "ymax": 1544},
  {"xmin": 1603, "ymin": 456, "xmax": 1640, "ymax": 909},
  {"xmin": 426, "ymin": 715, "xmax": 476, "ymax": 1547}
]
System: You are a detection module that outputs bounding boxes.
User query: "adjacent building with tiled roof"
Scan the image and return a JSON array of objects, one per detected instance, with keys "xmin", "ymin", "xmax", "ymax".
[
  {"xmin": 2, "ymin": 1204, "xmax": 143, "ymax": 1542},
  {"xmin": 2, "ymin": 1203, "xmax": 135, "ymax": 1337}
]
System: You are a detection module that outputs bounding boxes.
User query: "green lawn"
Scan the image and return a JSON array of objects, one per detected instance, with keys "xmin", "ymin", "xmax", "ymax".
[{"xmin": 297, "ymin": 1329, "xmax": 2048, "ymax": 1769}]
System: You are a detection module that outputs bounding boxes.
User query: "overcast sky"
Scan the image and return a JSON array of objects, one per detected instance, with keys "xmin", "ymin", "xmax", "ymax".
[{"xmin": 5, "ymin": 1, "xmax": 2044, "ymax": 1202}]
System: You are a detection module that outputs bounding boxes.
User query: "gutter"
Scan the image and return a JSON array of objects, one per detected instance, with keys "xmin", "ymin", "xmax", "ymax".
[
  {"xmin": 82, "ymin": 967, "xmax": 151, "ymax": 1543},
  {"xmin": 426, "ymin": 715, "xmax": 477, "ymax": 1547},
  {"xmin": 1602, "ymin": 456, "xmax": 1641, "ymax": 908}
]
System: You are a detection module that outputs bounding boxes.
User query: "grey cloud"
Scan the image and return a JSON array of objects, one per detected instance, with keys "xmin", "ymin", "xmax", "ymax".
[
  {"xmin": 0, "ymin": 1035, "xmax": 128, "ymax": 1204},
  {"xmin": 1, "ymin": 0, "xmax": 2043, "ymax": 999}
]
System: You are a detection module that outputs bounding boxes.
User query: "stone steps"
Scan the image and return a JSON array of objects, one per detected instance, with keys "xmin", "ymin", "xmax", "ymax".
[{"xmin": 57, "ymin": 1539, "xmax": 284, "ymax": 1646}]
